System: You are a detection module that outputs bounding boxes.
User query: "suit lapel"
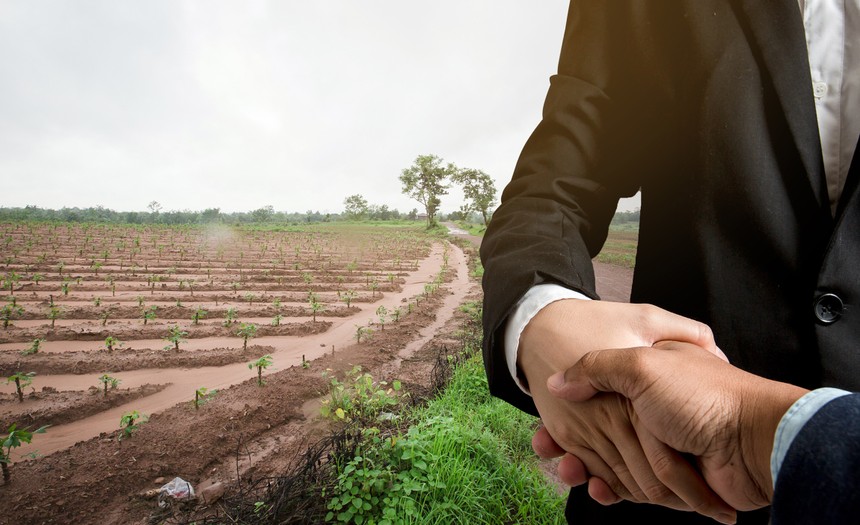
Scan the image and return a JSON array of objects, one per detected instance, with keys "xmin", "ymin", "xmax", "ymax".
[{"xmin": 732, "ymin": 0, "xmax": 828, "ymax": 207}]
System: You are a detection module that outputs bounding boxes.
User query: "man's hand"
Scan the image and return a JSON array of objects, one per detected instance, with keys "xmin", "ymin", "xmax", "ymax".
[
  {"xmin": 548, "ymin": 341, "xmax": 808, "ymax": 513},
  {"xmin": 519, "ymin": 300, "xmax": 734, "ymax": 520}
]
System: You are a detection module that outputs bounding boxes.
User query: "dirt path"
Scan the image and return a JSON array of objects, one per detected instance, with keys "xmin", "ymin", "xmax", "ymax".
[
  {"xmin": 10, "ymin": 242, "xmax": 463, "ymax": 460},
  {"xmin": 593, "ymin": 261, "xmax": 634, "ymax": 303}
]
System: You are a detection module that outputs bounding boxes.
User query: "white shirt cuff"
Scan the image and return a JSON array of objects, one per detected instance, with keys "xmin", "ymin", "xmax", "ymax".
[
  {"xmin": 770, "ymin": 387, "xmax": 851, "ymax": 487},
  {"xmin": 503, "ymin": 283, "xmax": 591, "ymax": 395}
]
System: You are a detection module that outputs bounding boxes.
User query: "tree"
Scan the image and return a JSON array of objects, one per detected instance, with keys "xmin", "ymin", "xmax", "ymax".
[
  {"xmin": 343, "ymin": 194, "xmax": 369, "ymax": 220},
  {"xmin": 251, "ymin": 205, "xmax": 275, "ymax": 223},
  {"xmin": 399, "ymin": 154, "xmax": 456, "ymax": 226},
  {"xmin": 452, "ymin": 168, "xmax": 497, "ymax": 225}
]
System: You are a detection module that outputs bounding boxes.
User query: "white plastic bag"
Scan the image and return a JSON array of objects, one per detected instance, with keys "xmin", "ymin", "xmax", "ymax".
[{"xmin": 157, "ymin": 477, "xmax": 196, "ymax": 508}]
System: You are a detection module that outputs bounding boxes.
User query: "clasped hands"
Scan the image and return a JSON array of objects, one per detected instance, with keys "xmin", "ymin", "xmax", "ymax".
[{"xmin": 518, "ymin": 300, "xmax": 805, "ymax": 524}]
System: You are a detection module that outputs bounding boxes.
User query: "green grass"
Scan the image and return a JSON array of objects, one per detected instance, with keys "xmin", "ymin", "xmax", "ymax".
[
  {"xmin": 471, "ymin": 261, "xmax": 484, "ymax": 278},
  {"xmin": 325, "ymin": 357, "xmax": 566, "ymax": 525},
  {"xmin": 455, "ymin": 221, "xmax": 487, "ymax": 237}
]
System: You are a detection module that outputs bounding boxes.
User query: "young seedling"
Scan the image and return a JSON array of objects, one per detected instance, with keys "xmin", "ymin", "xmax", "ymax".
[
  {"xmin": 104, "ymin": 336, "xmax": 122, "ymax": 352},
  {"xmin": 20, "ymin": 339, "xmax": 43, "ymax": 356},
  {"xmin": 244, "ymin": 292, "xmax": 255, "ymax": 305},
  {"xmin": 301, "ymin": 354, "xmax": 310, "ymax": 369},
  {"xmin": 272, "ymin": 297, "xmax": 281, "ymax": 309},
  {"xmin": 223, "ymin": 307, "xmax": 237, "ymax": 327},
  {"xmin": 98, "ymin": 374, "xmax": 121, "ymax": 397},
  {"xmin": 341, "ymin": 290, "xmax": 357, "ymax": 308},
  {"xmin": 1, "ymin": 304, "xmax": 24, "ymax": 329},
  {"xmin": 136, "ymin": 296, "xmax": 145, "ymax": 307},
  {"xmin": 142, "ymin": 305, "xmax": 157, "ymax": 325},
  {"xmin": 4, "ymin": 272, "xmax": 20, "ymax": 295},
  {"xmin": 118, "ymin": 410, "xmax": 148, "ymax": 441},
  {"xmin": 192, "ymin": 387, "xmax": 217, "ymax": 410},
  {"xmin": 93, "ymin": 297, "xmax": 101, "ymax": 307},
  {"xmin": 392, "ymin": 306, "xmax": 402, "ymax": 323},
  {"xmin": 376, "ymin": 305, "xmax": 388, "ymax": 331},
  {"xmin": 309, "ymin": 296, "xmax": 324, "ymax": 322},
  {"xmin": 192, "ymin": 307, "xmax": 207, "ymax": 325},
  {"xmin": 6, "ymin": 372, "xmax": 35, "ymax": 403},
  {"xmin": 236, "ymin": 322, "xmax": 257, "ymax": 351},
  {"xmin": 1, "ymin": 423, "xmax": 48, "ymax": 483},
  {"xmin": 354, "ymin": 324, "xmax": 373, "ymax": 344},
  {"xmin": 248, "ymin": 354, "xmax": 273, "ymax": 386},
  {"xmin": 164, "ymin": 325, "xmax": 188, "ymax": 351},
  {"xmin": 60, "ymin": 279, "xmax": 70, "ymax": 296},
  {"xmin": 101, "ymin": 309, "xmax": 111, "ymax": 326},
  {"xmin": 31, "ymin": 273, "xmax": 44, "ymax": 286},
  {"xmin": 271, "ymin": 314, "xmax": 283, "ymax": 327}
]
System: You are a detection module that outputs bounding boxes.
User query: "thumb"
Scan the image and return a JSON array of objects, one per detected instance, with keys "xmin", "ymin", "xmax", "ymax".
[{"xmin": 547, "ymin": 347, "xmax": 645, "ymax": 402}]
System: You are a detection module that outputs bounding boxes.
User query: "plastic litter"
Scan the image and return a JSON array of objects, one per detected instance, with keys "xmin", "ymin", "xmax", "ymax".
[{"xmin": 157, "ymin": 477, "xmax": 196, "ymax": 508}]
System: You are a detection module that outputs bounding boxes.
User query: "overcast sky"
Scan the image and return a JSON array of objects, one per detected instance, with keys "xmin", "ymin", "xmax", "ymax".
[{"xmin": 0, "ymin": 1, "xmax": 639, "ymax": 215}]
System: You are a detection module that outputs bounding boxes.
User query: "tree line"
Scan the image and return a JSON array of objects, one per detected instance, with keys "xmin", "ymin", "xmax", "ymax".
[{"xmin": 0, "ymin": 204, "xmax": 343, "ymax": 225}]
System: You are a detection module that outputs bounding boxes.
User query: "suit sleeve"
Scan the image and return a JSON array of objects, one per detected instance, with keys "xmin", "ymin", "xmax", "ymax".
[
  {"xmin": 479, "ymin": 3, "xmax": 668, "ymax": 414},
  {"xmin": 771, "ymin": 393, "xmax": 860, "ymax": 524}
]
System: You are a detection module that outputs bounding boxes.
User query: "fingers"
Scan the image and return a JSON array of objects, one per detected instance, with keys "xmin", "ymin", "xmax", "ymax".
[
  {"xmin": 557, "ymin": 453, "xmax": 588, "ymax": 487},
  {"xmin": 635, "ymin": 421, "xmax": 738, "ymax": 524},
  {"xmin": 564, "ymin": 395, "xmax": 678, "ymax": 507},
  {"xmin": 587, "ymin": 477, "xmax": 621, "ymax": 505},
  {"xmin": 602, "ymin": 407, "xmax": 695, "ymax": 511},
  {"xmin": 532, "ymin": 425, "xmax": 565, "ymax": 459}
]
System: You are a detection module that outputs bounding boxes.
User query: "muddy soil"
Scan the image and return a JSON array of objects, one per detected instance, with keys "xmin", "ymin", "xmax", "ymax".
[
  {"xmin": 0, "ymin": 345, "xmax": 278, "ymax": 376},
  {"xmin": 0, "ymin": 383, "xmax": 169, "ymax": 431}
]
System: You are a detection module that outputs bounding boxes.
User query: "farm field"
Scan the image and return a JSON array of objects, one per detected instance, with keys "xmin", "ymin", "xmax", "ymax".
[
  {"xmin": 594, "ymin": 224, "xmax": 639, "ymax": 269},
  {"xmin": 0, "ymin": 221, "xmax": 480, "ymax": 524}
]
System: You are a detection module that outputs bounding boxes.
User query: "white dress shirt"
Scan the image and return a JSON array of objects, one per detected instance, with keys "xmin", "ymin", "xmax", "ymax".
[{"xmin": 503, "ymin": 0, "xmax": 860, "ymax": 486}]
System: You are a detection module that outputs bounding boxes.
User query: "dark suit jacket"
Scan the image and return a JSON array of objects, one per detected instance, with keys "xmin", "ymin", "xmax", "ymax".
[
  {"xmin": 772, "ymin": 394, "xmax": 860, "ymax": 524},
  {"xmin": 480, "ymin": 1, "xmax": 860, "ymax": 523}
]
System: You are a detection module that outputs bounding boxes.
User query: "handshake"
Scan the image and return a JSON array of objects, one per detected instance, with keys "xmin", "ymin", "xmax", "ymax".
[{"xmin": 518, "ymin": 300, "xmax": 857, "ymax": 524}]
